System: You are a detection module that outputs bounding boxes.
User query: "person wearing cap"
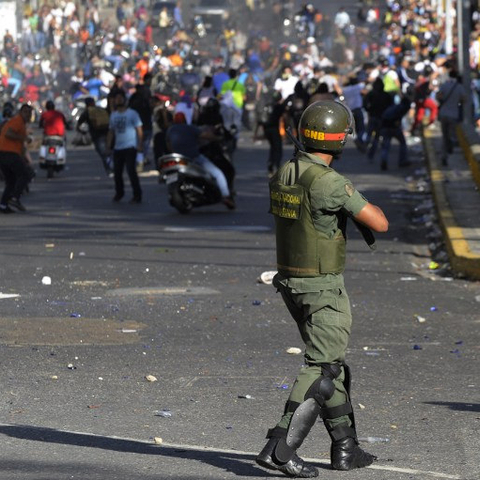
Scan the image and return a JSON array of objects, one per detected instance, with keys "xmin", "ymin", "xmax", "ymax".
[
  {"xmin": 106, "ymin": 91, "xmax": 144, "ymax": 204},
  {"xmin": 0, "ymin": 104, "xmax": 34, "ymax": 213}
]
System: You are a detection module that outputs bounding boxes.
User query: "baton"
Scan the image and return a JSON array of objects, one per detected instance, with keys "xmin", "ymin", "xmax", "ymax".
[
  {"xmin": 352, "ymin": 219, "xmax": 376, "ymax": 250},
  {"xmin": 285, "ymin": 126, "xmax": 304, "ymax": 152}
]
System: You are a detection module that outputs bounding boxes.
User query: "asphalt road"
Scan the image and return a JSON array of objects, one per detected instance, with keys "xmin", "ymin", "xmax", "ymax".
[{"xmin": 0, "ymin": 129, "xmax": 478, "ymax": 480}]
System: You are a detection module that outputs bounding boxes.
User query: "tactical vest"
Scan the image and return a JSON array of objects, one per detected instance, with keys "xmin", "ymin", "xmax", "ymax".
[{"xmin": 270, "ymin": 163, "xmax": 346, "ymax": 277}]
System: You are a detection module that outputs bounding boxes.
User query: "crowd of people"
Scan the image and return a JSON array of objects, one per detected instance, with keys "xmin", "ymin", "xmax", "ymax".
[
  {"xmin": 0, "ymin": 1, "xmax": 477, "ymax": 476},
  {"xmin": 0, "ymin": 0, "xmax": 478, "ymax": 212}
]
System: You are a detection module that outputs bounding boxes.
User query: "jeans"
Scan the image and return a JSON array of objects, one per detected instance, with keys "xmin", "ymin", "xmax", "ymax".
[
  {"xmin": 36, "ymin": 31, "xmax": 46, "ymax": 50},
  {"xmin": 194, "ymin": 154, "xmax": 229, "ymax": 197},
  {"xmin": 0, "ymin": 152, "xmax": 31, "ymax": 205},
  {"xmin": 153, "ymin": 131, "xmax": 168, "ymax": 161},
  {"xmin": 92, "ymin": 134, "xmax": 110, "ymax": 173},
  {"xmin": 264, "ymin": 125, "xmax": 283, "ymax": 173},
  {"xmin": 113, "ymin": 147, "xmax": 142, "ymax": 199},
  {"xmin": 104, "ymin": 55, "xmax": 124, "ymax": 73},
  {"xmin": 365, "ymin": 116, "xmax": 382, "ymax": 159},
  {"xmin": 352, "ymin": 107, "xmax": 366, "ymax": 143},
  {"xmin": 380, "ymin": 127, "xmax": 408, "ymax": 166},
  {"xmin": 439, "ymin": 116, "xmax": 458, "ymax": 158},
  {"xmin": 7, "ymin": 78, "xmax": 22, "ymax": 98},
  {"xmin": 142, "ymin": 129, "xmax": 153, "ymax": 161}
]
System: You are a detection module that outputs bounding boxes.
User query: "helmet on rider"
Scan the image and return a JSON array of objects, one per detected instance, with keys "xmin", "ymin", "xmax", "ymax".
[
  {"xmin": 45, "ymin": 100, "xmax": 55, "ymax": 111},
  {"xmin": 298, "ymin": 100, "xmax": 354, "ymax": 156},
  {"xmin": 2, "ymin": 101, "xmax": 15, "ymax": 118}
]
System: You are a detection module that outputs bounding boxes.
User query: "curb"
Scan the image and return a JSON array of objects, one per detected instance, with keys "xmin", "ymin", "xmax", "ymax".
[
  {"xmin": 456, "ymin": 123, "xmax": 480, "ymax": 189},
  {"xmin": 423, "ymin": 127, "xmax": 480, "ymax": 280}
]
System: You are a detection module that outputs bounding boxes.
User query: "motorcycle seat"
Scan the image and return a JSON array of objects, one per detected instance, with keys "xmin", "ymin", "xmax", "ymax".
[{"xmin": 43, "ymin": 136, "xmax": 65, "ymax": 145}]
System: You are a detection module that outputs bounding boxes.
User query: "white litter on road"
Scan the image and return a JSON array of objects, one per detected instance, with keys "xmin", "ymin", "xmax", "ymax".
[
  {"xmin": 0, "ymin": 293, "xmax": 20, "ymax": 299},
  {"xmin": 286, "ymin": 347, "xmax": 302, "ymax": 355},
  {"xmin": 258, "ymin": 271, "xmax": 277, "ymax": 284}
]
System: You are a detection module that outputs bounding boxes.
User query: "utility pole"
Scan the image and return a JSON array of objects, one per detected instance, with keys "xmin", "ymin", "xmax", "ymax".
[
  {"xmin": 457, "ymin": 0, "xmax": 473, "ymax": 124},
  {"xmin": 446, "ymin": 0, "xmax": 454, "ymax": 55}
]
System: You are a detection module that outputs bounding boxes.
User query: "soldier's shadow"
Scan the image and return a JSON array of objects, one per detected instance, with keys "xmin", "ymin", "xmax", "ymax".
[{"xmin": 0, "ymin": 424, "xmax": 332, "ymax": 477}]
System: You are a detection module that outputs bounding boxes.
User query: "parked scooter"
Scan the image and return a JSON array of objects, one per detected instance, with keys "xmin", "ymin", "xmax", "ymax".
[
  {"xmin": 39, "ymin": 136, "xmax": 66, "ymax": 178},
  {"xmin": 157, "ymin": 152, "xmax": 231, "ymax": 214}
]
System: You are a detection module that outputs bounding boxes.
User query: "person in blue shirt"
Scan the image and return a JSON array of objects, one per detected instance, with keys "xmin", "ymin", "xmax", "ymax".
[
  {"xmin": 106, "ymin": 91, "xmax": 144, "ymax": 203},
  {"xmin": 212, "ymin": 66, "xmax": 230, "ymax": 94},
  {"xmin": 82, "ymin": 70, "xmax": 106, "ymax": 100},
  {"xmin": 172, "ymin": 1, "xmax": 184, "ymax": 34}
]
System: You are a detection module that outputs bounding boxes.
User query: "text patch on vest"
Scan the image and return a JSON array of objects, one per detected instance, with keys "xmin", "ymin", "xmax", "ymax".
[{"xmin": 270, "ymin": 184, "xmax": 303, "ymax": 220}]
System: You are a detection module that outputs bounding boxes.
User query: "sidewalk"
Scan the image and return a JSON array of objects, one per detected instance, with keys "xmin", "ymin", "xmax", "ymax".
[{"xmin": 423, "ymin": 123, "xmax": 480, "ymax": 280}]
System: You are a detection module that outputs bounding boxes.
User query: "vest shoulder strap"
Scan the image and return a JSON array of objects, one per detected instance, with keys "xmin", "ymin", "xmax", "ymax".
[{"xmin": 296, "ymin": 163, "xmax": 333, "ymax": 191}]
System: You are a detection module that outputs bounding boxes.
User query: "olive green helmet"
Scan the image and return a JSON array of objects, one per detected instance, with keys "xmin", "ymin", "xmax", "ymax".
[{"xmin": 298, "ymin": 100, "xmax": 354, "ymax": 154}]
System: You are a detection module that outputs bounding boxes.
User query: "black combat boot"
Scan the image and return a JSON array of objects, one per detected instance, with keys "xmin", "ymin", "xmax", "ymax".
[
  {"xmin": 330, "ymin": 435, "xmax": 377, "ymax": 470},
  {"xmin": 256, "ymin": 437, "xmax": 319, "ymax": 478}
]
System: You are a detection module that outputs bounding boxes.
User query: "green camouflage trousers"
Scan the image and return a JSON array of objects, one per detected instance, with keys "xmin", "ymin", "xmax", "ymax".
[{"xmin": 273, "ymin": 274, "xmax": 352, "ymax": 431}]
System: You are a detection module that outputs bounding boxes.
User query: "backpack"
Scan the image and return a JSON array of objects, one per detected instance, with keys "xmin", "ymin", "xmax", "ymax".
[{"xmin": 87, "ymin": 106, "xmax": 109, "ymax": 130}]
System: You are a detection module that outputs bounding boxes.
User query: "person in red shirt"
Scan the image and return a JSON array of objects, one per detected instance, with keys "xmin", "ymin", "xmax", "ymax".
[{"xmin": 39, "ymin": 100, "xmax": 67, "ymax": 137}]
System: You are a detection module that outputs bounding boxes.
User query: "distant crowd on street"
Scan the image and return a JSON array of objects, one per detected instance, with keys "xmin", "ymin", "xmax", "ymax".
[{"xmin": 0, "ymin": 0, "xmax": 479, "ymax": 212}]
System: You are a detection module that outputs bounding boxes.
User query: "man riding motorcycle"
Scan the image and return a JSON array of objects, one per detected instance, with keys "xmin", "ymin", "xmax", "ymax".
[
  {"xmin": 39, "ymin": 100, "xmax": 67, "ymax": 138},
  {"xmin": 165, "ymin": 112, "xmax": 235, "ymax": 209},
  {"xmin": 38, "ymin": 100, "xmax": 68, "ymax": 178}
]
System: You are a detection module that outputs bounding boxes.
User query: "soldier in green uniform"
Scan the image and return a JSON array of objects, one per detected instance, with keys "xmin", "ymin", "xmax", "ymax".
[{"xmin": 255, "ymin": 100, "xmax": 389, "ymax": 478}]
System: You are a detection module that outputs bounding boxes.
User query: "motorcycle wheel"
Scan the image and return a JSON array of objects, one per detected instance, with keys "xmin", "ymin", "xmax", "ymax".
[
  {"xmin": 170, "ymin": 185, "xmax": 192, "ymax": 214},
  {"xmin": 47, "ymin": 166, "xmax": 55, "ymax": 179}
]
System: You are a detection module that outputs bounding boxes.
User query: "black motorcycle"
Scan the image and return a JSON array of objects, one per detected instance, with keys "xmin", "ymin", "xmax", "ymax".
[{"xmin": 157, "ymin": 153, "xmax": 224, "ymax": 213}]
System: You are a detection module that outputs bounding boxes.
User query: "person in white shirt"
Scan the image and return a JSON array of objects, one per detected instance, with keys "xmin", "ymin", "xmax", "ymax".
[
  {"xmin": 69, "ymin": 15, "xmax": 81, "ymax": 34},
  {"xmin": 318, "ymin": 67, "xmax": 343, "ymax": 97},
  {"xmin": 334, "ymin": 7, "xmax": 351, "ymax": 31},
  {"xmin": 63, "ymin": 1, "xmax": 76, "ymax": 19},
  {"xmin": 293, "ymin": 55, "xmax": 314, "ymax": 81},
  {"xmin": 274, "ymin": 66, "xmax": 300, "ymax": 100}
]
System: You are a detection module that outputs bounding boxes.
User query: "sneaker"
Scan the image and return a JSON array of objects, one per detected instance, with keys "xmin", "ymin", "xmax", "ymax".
[
  {"xmin": 9, "ymin": 197, "xmax": 26, "ymax": 211},
  {"xmin": 112, "ymin": 194, "xmax": 124, "ymax": 202},
  {"xmin": 222, "ymin": 196, "xmax": 236, "ymax": 210},
  {"xmin": 0, "ymin": 205, "xmax": 15, "ymax": 214},
  {"xmin": 129, "ymin": 197, "xmax": 142, "ymax": 204}
]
